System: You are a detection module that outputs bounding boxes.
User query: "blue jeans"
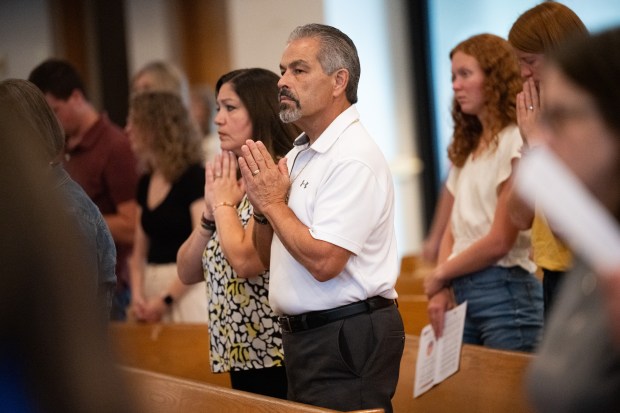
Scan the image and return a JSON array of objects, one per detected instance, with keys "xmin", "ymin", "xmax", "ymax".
[{"xmin": 451, "ymin": 266, "xmax": 543, "ymax": 352}]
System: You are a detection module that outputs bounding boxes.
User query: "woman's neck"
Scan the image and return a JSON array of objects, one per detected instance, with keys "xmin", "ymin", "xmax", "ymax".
[
  {"xmin": 477, "ymin": 109, "xmax": 492, "ymax": 134},
  {"xmin": 474, "ymin": 112, "xmax": 496, "ymax": 152}
]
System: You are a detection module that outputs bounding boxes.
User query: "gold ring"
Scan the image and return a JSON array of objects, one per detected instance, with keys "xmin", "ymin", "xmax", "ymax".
[{"xmin": 252, "ymin": 169, "xmax": 260, "ymax": 176}]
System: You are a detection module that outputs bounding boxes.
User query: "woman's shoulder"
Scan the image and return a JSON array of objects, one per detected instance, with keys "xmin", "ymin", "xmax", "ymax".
[
  {"xmin": 498, "ymin": 123, "xmax": 521, "ymax": 140},
  {"xmin": 497, "ymin": 123, "xmax": 524, "ymax": 152}
]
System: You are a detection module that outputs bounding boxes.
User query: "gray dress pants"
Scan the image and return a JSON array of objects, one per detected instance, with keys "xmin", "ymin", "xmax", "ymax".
[{"xmin": 283, "ymin": 304, "xmax": 405, "ymax": 413}]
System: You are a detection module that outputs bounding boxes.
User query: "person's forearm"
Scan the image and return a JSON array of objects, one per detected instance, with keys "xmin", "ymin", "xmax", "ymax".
[
  {"xmin": 437, "ymin": 178, "xmax": 521, "ymax": 282},
  {"xmin": 436, "ymin": 233, "xmax": 516, "ymax": 282},
  {"xmin": 263, "ymin": 202, "xmax": 350, "ymax": 282},
  {"xmin": 239, "ymin": 140, "xmax": 349, "ymax": 280},
  {"xmin": 214, "ymin": 206, "xmax": 266, "ymax": 278},
  {"xmin": 423, "ymin": 185, "xmax": 453, "ymax": 262},
  {"xmin": 436, "ymin": 224, "xmax": 454, "ymax": 266},
  {"xmin": 104, "ymin": 214, "xmax": 135, "ymax": 244},
  {"xmin": 506, "ymin": 179, "xmax": 534, "ymax": 230},
  {"xmin": 128, "ymin": 258, "xmax": 144, "ymax": 299},
  {"xmin": 252, "ymin": 214, "xmax": 274, "ymax": 269},
  {"xmin": 177, "ymin": 227, "xmax": 211, "ymax": 284},
  {"xmin": 104, "ymin": 200, "xmax": 137, "ymax": 244},
  {"xmin": 508, "ymin": 195, "xmax": 535, "ymax": 230}
]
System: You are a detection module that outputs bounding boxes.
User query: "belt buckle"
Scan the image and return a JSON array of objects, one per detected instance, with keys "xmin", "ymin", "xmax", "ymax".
[{"xmin": 279, "ymin": 316, "xmax": 293, "ymax": 333}]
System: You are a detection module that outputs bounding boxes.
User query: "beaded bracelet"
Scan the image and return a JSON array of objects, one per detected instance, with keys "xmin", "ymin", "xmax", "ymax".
[
  {"xmin": 212, "ymin": 201, "xmax": 236, "ymax": 212},
  {"xmin": 200, "ymin": 213, "xmax": 216, "ymax": 232},
  {"xmin": 253, "ymin": 212, "xmax": 270, "ymax": 225}
]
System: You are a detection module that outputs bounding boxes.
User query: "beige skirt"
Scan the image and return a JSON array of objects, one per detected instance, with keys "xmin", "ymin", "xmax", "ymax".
[{"xmin": 143, "ymin": 263, "xmax": 208, "ymax": 323}]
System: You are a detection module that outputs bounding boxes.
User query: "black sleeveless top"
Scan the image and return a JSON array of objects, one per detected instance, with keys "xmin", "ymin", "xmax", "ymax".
[{"xmin": 137, "ymin": 164, "xmax": 204, "ymax": 263}]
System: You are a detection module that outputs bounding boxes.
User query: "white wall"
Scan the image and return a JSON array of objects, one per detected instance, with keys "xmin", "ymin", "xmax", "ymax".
[
  {"xmin": 226, "ymin": 0, "xmax": 324, "ymax": 72},
  {"xmin": 124, "ymin": 0, "xmax": 324, "ymax": 77},
  {"xmin": 124, "ymin": 0, "xmax": 182, "ymax": 77},
  {"xmin": 0, "ymin": 0, "xmax": 54, "ymax": 80},
  {"xmin": 324, "ymin": 0, "xmax": 424, "ymax": 256}
]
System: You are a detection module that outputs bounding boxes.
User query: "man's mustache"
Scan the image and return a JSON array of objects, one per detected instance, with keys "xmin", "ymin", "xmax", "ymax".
[{"xmin": 279, "ymin": 88, "xmax": 300, "ymax": 106}]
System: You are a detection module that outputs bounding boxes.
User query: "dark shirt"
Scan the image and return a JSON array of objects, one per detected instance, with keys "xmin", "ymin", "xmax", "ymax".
[{"xmin": 137, "ymin": 164, "xmax": 205, "ymax": 264}]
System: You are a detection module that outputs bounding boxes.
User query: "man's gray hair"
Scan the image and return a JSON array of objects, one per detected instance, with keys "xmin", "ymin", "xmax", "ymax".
[{"xmin": 288, "ymin": 23, "xmax": 361, "ymax": 104}]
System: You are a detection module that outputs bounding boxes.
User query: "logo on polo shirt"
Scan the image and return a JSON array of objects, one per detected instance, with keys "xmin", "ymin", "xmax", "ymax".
[{"xmin": 300, "ymin": 180, "xmax": 309, "ymax": 189}]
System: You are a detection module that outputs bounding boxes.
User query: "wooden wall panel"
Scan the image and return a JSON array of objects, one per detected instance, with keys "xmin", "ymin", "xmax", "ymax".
[
  {"xmin": 49, "ymin": 0, "xmax": 89, "ymax": 85},
  {"xmin": 177, "ymin": 0, "xmax": 231, "ymax": 88},
  {"xmin": 49, "ymin": 0, "xmax": 129, "ymax": 126}
]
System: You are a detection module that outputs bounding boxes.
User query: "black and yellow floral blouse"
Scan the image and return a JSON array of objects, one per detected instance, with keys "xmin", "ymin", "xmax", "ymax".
[{"xmin": 202, "ymin": 195, "xmax": 284, "ymax": 373}]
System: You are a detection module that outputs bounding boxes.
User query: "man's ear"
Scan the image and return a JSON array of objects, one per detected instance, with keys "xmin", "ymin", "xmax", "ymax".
[
  {"xmin": 332, "ymin": 68, "xmax": 349, "ymax": 98},
  {"xmin": 69, "ymin": 88, "xmax": 85, "ymax": 103}
]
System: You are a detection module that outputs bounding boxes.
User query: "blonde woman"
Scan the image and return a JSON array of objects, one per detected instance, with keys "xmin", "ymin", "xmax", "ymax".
[{"xmin": 127, "ymin": 91, "xmax": 207, "ymax": 323}]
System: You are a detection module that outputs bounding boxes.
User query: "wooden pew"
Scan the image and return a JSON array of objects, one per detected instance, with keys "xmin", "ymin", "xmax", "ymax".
[
  {"xmin": 109, "ymin": 322, "xmax": 230, "ymax": 387},
  {"xmin": 398, "ymin": 254, "xmax": 419, "ymax": 276},
  {"xmin": 395, "ymin": 275, "xmax": 425, "ymax": 296},
  {"xmin": 397, "ymin": 294, "xmax": 429, "ymax": 335},
  {"xmin": 122, "ymin": 366, "xmax": 384, "ymax": 413},
  {"xmin": 111, "ymin": 323, "xmax": 534, "ymax": 413},
  {"xmin": 396, "ymin": 254, "xmax": 434, "ymax": 296},
  {"xmin": 393, "ymin": 335, "xmax": 535, "ymax": 413}
]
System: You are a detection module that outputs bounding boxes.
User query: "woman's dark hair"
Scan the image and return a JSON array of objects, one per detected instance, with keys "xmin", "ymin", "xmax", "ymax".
[{"xmin": 215, "ymin": 68, "xmax": 299, "ymax": 159}]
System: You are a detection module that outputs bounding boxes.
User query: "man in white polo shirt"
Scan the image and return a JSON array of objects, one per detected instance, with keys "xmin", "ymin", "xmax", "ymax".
[{"xmin": 239, "ymin": 23, "xmax": 404, "ymax": 413}]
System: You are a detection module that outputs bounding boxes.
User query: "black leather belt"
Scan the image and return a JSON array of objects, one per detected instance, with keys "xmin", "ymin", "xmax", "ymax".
[{"xmin": 278, "ymin": 296, "xmax": 395, "ymax": 333}]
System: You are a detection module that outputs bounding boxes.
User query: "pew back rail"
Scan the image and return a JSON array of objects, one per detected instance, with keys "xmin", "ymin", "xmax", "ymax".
[{"xmin": 123, "ymin": 366, "xmax": 383, "ymax": 413}]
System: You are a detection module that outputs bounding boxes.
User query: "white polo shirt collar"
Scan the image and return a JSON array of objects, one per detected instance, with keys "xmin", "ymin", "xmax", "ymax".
[{"xmin": 295, "ymin": 105, "xmax": 360, "ymax": 153}]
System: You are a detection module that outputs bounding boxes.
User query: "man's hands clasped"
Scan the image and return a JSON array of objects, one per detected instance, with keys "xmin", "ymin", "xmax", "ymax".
[{"xmin": 238, "ymin": 140, "xmax": 290, "ymax": 216}]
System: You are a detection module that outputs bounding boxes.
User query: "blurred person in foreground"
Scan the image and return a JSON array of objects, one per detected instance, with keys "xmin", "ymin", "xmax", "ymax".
[
  {"xmin": 0, "ymin": 80, "xmax": 137, "ymax": 413},
  {"xmin": 525, "ymin": 26, "xmax": 620, "ymax": 413},
  {"xmin": 507, "ymin": 1, "xmax": 589, "ymax": 316},
  {"xmin": 0, "ymin": 78, "xmax": 116, "ymax": 319}
]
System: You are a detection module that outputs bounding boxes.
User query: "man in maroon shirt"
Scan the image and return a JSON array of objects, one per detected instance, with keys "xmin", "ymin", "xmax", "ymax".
[{"xmin": 29, "ymin": 59, "xmax": 138, "ymax": 320}]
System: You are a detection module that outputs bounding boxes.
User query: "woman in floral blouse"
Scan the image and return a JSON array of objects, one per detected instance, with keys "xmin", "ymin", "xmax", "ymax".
[{"xmin": 177, "ymin": 68, "xmax": 298, "ymax": 398}]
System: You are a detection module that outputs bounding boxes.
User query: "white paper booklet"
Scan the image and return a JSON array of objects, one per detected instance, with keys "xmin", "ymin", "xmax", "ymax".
[
  {"xmin": 413, "ymin": 301, "xmax": 467, "ymax": 398},
  {"xmin": 515, "ymin": 146, "xmax": 620, "ymax": 274}
]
